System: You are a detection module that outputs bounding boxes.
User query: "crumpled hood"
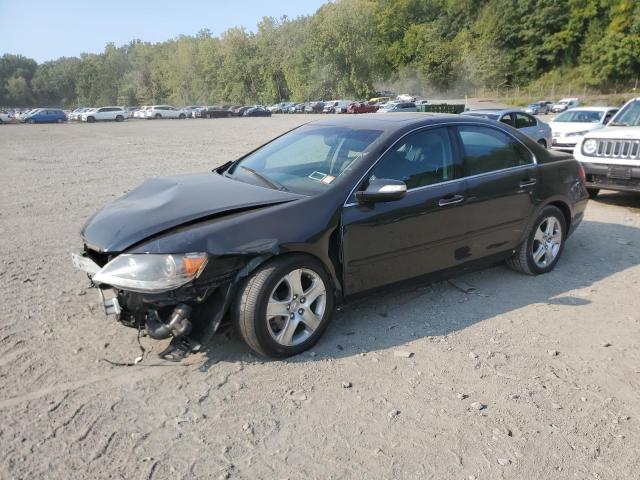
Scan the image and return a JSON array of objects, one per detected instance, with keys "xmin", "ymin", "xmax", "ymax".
[{"xmin": 81, "ymin": 173, "xmax": 303, "ymax": 252}]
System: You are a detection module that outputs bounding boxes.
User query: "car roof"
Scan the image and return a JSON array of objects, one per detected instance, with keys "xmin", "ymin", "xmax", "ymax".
[
  {"xmin": 559, "ymin": 106, "xmax": 617, "ymax": 112},
  {"xmin": 461, "ymin": 108, "xmax": 525, "ymax": 115},
  {"xmin": 306, "ymin": 112, "xmax": 463, "ymax": 131}
]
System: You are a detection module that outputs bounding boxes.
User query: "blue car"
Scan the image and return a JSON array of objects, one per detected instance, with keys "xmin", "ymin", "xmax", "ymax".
[{"xmin": 22, "ymin": 108, "xmax": 67, "ymax": 124}]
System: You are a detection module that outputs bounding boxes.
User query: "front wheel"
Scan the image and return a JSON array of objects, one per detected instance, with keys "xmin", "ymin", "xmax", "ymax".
[
  {"xmin": 155, "ymin": 113, "xmax": 161, "ymax": 119},
  {"xmin": 587, "ymin": 188, "xmax": 599, "ymax": 199},
  {"xmin": 179, "ymin": 113, "xmax": 186, "ymax": 119},
  {"xmin": 507, "ymin": 205, "xmax": 567, "ymax": 275},
  {"xmin": 234, "ymin": 255, "xmax": 335, "ymax": 358},
  {"xmin": 27, "ymin": 118, "xmax": 35, "ymax": 124}
]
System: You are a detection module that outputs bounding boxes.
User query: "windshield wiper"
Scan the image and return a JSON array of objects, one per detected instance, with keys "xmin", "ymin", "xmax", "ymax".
[{"xmin": 239, "ymin": 166, "xmax": 287, "ymax": 191}]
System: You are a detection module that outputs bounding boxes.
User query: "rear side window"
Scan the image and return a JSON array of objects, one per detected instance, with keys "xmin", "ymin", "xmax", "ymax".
[
  {"xmin": 515, "ymin": 113, "xmax": 536, "ymax": 128},
  {"xmin": 456, "ymin": 126, "xmax": 533, "ymax": 177},
  {"xmin": 499, "ymin": 113, "xmax": 514, "ymax": 126},
  {"xmin": 372, "ymin": 127, "xmax": 454, "ymax": 189}
]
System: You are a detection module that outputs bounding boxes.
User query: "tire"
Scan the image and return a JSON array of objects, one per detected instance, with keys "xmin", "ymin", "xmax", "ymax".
[
  {"xmin": 57, "ymin": 118, "xmax": 64, "ymax": 123},
  {"xmin": 179, "ymin": 113, "xmax": 186, "ymax": 119},
  {"xmin": 587, "ymin": 188, "xmax": 599, "ymax": 199},
  {"xmin": 27, "ymin": 118, "xmax": 35, "ymax": 124},
  {"xmin": 87, "ymin": 116, "xmax": 95, "ymax": 123},
  {"xmin": 234, "ymin": 254, "xmax": 335, "ymax": 358},
  {"xmin": 507, "ymin": 205, "xmax": 567, "ymax": 275},
  {"xmin": 537, "ymin": 139, "xmax": 547, "ymax": 148},
  {"xmin": 155, "ymin": 113, "xmax": 161, "ymax": 119},
  {"xmin": 115, "ymin": 115, "xmax": 124, "ymax": 122}
]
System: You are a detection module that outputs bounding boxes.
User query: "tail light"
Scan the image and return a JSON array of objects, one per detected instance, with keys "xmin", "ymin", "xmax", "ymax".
[{"xmin": 577, "ymin": 163, "xmax": 586, "ymax": 184}]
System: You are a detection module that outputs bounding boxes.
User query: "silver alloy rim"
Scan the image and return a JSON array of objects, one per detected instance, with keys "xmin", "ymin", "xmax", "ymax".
[
  {"xmin": 532, "ymin": 216, "xmax": 562, "ymax": 268},
  {"xmin": 266, "ymin": 268, "xmax": 327, "ymax": 347}
]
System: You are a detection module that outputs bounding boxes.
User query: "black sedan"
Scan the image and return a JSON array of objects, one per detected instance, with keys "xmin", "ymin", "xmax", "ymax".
[
  {"xmin": 72, "ymin": 114, "xmax": 588, "ymax": 361},
  {"xmin": 243, "ymin": 106, "xmax": 272, "ymax": 117}
]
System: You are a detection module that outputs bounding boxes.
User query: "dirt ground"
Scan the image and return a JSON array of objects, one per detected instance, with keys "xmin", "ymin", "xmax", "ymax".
[{"xmin": 1, "ymin": 116, "xmax": 639, "ymax": 480}]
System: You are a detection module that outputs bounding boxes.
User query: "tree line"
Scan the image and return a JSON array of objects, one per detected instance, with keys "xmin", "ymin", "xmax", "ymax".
[{"xmin": 1, "ymin": 0, "xmax": 638, "ymax": 108}]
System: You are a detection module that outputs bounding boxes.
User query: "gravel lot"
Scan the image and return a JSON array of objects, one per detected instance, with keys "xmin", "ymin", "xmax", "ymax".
[{"xmin": 1, "ymin": 117, "xmax": 639, "ymax": 479}]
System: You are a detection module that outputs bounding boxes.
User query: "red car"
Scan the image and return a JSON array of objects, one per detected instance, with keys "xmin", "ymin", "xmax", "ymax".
[{"xmin": 347, "ymin": 102, "xmax": 378, "ymax": 114}]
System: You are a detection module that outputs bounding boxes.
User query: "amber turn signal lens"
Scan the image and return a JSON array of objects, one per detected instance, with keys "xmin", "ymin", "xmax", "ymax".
[{"xmin": 183, "ymin": 255, "xmax": 207, "ymax": 276}]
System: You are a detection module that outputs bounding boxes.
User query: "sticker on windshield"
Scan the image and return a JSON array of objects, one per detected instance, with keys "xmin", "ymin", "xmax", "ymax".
[
  {"xmin": 321, "ymin": 175, "xmax": 335, "ymax": 184},
  {"xmin": 309, "ymin": 171, "xmax": 327, "ymax": 182}
]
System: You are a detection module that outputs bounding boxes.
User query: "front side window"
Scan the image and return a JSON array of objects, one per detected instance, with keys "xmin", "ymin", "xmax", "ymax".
[
  {"xmin": 371, "ymin": 128, "xmax": 454, "ymax": 189},
  {"xmin": 456, "ymin": 125, "xmax": 532, "ymax": 176}
]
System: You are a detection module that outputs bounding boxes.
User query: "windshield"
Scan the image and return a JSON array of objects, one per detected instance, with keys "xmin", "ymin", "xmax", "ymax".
[
  {"xmin": 227, "ymin": 125, "xmax": 383, "ymax": 195},
  {"xmin": 554, "ymin": 110, "xmax": 603, "ymax": 123},
  {"xmin": 609, "ymin": 100, "xmax": 640, "ymax": 127}
]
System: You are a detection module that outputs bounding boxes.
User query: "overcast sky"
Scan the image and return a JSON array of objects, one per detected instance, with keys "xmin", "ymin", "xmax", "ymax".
[{"xmin": 0, "ymin": 0, "xmax": 328, "ymax": 63}]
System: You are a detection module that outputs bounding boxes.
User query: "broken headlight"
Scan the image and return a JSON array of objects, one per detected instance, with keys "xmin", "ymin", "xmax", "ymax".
[{"xmin": 92, "ymin": 253, "xmax": 208, "ymax": 293}]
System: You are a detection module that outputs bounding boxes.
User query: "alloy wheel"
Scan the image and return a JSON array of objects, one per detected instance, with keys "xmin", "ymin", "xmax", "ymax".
[
  {"xmin": 531, "ymin": 216, "xmax": 562, "ymax": 268},
  {"xmin": 266, "ymin": 268, "xmax": 327, "ymax": 347}
]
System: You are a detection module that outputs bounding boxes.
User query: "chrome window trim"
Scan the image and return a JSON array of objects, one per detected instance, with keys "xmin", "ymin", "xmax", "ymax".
[{"xmin": 343, "ymin": 121, "xmax": 537, "ymax": 207}]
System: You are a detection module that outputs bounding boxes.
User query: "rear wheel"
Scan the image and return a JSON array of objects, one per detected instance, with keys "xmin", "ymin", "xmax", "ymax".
[
  {"xmin": 507, "ymin": 205, "xmax": 566, "ymax": 275},
  {"xmin": 115, "ymin": 115, "xmax": 124, "ymax": 122},
  {"xmin": 87, "ymin": 116, "xmax": 95, "ymax": 123},
  {"xmin": 587, "ymin": 188, "xmax": 600, "ymax": 199},
  {"xmin": 234, "ymin": 255, "xmax": 335, "ymax": 358}
]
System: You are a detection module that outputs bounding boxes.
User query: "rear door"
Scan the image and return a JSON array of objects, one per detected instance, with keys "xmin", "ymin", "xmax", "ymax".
[
  {"xmin": 342, "ymin": 126, "xmax": 469, "ymax": 294},
  {"xmin": 452, "ymin": 124, "xmax": 539, "ymax": 259}
]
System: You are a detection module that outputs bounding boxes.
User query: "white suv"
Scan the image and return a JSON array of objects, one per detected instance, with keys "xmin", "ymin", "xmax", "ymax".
[
  {"xmin": 0, "ymin": 110, "xmax": 13, "ymax": 124},
  {"xmin": 573, "ymin": 98, "xmax": 640, "ymax": 198},
  {"xmin": 82, "ymin": 107, "xmax": 127, "ymax": 123},
  {"xmin": 144, "ymin": 105, "xmax": 187, "ymax": 119}
]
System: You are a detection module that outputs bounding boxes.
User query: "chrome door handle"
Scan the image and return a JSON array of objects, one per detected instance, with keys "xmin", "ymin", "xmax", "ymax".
[
  {"xmin": 438, "ymin": 194, "xmax": 465, "ymax": 206},
  {"xmin": 519, "ymin": 178, "xmax": 537, "ymax": 188}
]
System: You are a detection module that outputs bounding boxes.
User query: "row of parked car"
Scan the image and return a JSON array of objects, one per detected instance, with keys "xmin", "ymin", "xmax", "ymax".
[
  {"xmin": 0, "ymin": 104, "xmax": 275, "ymax": 124},
  {"xmin": 266, "ymin": 97, "xmax": 431, "ymax": 115},
  {"xmin": 461, "ymin": 104, "xmax": 619, "ymax": 152}
]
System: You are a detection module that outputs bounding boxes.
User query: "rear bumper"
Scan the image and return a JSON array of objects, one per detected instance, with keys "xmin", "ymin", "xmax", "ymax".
[{"xmin": 582, "ymin": 162, "xmax": 640, "ymax": 192}]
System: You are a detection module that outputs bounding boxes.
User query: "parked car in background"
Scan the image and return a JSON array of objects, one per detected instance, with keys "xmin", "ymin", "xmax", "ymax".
[
  {"xmin": 22, "ymin": 108, "xmax": 67, "ymax": 124},
  {"xmin": 72, "ymin": 113, "xmax": 588, "ymax": 361},
  {"xmin": 243, "ymin": 106, "xmax": 272, "ymax": 117},
  {"xmin": 396, "ymin": 94, "xmax": 416, "ymax": 102},
  {"xmin": 551, "ymin": 98, "xmax": 579, "ymax": 113},
  {"xmin": 525, "ymin": 101, "xmax": 553, "ymax": 115},
  {"xmin": 269, "ymin": 102, "xmax": 295, "ymax": 113},
  {"xmin": 193, "ymin": 106, "xmax": 232, "ymax": 118},
  {"xmin": 305, "ymin": 101, "xmax": 324, "ymax": 113},
  {"xmin": 549, "ymin": 107, "xmax": 619, "ymax": 151},
  {"xmin": 229, "ymin": 106, "xmax": 250, "ymax": 117},
  {"xmin": 0, "ymin": 110, "xmax": 13, "ymax": 124},
  {"xmin": 82, "ymin": 106, "xmax": 127, "ymax": 123},
  {"xmin": 347, "ymin": 102, "xmax": 378, "ymax": 114},
  {"xmin": 144, "ymin": 105, "xmax": 187, "ymax": 119},
  {"xmin": 377, "ymin": 102, "xmax": 417, "ymax": 113},
  {"xmin": 573, "ymin": 97, "xmax": 640, "ymax": 198},
  {"xmin": 68, "ymin": 107, "xmax": 90, "ymax": 121},
  {"xmin": 323, "ymin": 101, "xmax": 339, "ymax": 113},
  {"xmin": 181, "ymin": 106, "xmax": 201, "ymax": 117},
  {"xmin": 133, "ymin": 106, "xmax": 150, "ymax": 118},
  {"xmin": 461, "ymin": 109, "xmax": 552, "ymax": 147}
]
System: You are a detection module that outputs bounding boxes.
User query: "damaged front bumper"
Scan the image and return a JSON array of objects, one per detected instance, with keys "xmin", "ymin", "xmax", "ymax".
[{"xmin": 70, "ymin": 251, "xmax": 240, "ymax": 354}]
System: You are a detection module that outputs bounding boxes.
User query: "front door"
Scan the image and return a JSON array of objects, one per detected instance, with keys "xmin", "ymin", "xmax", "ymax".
[{"xmin": 341, "ymin": 127, "xmax": 469, "ymax": 295}]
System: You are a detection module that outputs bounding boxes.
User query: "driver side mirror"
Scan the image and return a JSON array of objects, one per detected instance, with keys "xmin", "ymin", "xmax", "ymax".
[{"xmin": 356, "ymin": 178, "xmax": 407, "ymax": 204}]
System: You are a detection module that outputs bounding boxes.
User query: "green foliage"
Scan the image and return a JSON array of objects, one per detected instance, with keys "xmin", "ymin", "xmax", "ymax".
[{"xmin": 1, "ymin": 0, "xmax": 638, "ymax": 107}]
